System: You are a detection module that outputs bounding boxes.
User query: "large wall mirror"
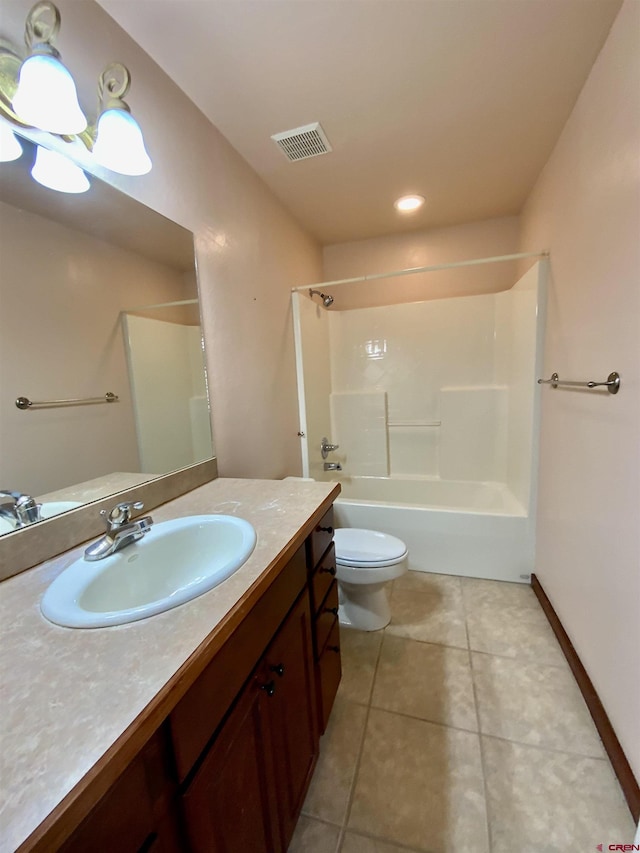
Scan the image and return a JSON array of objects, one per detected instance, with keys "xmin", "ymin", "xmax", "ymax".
[{"xmin": 0, "ymin": 131, "xmax": 215, "ymax": 539}]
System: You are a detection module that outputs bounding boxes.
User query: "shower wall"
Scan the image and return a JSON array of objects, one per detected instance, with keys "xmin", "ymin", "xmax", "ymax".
[{"xmin": 295, "ymin": 261, "xmax": 544, "ymax": 513}]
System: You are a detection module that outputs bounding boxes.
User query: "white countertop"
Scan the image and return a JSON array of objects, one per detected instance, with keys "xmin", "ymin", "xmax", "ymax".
[{"xmin": 0, "ymin": 477, "xmax": 338, "ymax": 853}]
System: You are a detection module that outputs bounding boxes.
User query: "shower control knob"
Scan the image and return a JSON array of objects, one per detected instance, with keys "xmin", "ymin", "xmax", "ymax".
[{"xmin": 320, "ymin": 438, "xmax": 339, "ymax": 459}]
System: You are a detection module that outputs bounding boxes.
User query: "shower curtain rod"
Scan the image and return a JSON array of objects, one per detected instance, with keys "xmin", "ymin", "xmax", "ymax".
[{"xmin": 293, "ymin": 251, "xmax": 549, "ymax": 292}]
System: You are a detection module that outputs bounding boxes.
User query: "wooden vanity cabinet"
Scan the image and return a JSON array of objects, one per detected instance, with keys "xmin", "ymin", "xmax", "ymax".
[
  {"xmin": 41, "ymin": 509, "xmax": 340, "ymax": 853},
  {"xmin": 180, "ymin": 590, "xmax": 318, "ymax": 853}
]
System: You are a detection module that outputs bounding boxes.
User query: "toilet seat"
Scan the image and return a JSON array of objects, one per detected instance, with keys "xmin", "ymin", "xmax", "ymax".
[{"xmin": 334, "ymin": 528, "xmax": 407, "ymax": 566}]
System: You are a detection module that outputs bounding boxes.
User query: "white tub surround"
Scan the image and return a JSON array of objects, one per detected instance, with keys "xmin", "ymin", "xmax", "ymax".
[{"xmin": 293, "ymin": 260, "xmax": 546, "ymax": 583}]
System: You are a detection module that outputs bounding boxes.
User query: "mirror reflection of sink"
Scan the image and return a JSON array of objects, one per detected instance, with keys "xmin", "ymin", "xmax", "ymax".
[
  {"xmin": 0, "ymin": 500, "xmax": 83, "ymax": 534},
  {"xmin": 41, "ymin": 501, "xmax": 84, "ymax": 518},
  {"xmin": 41, "ymin": 515, "xmax": 257, "ymax": 629}
]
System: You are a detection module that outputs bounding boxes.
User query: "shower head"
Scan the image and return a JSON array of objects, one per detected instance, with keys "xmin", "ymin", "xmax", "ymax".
[{"xmin": 309, "ymin": 288, "xmax": 334, "ymax": 309}]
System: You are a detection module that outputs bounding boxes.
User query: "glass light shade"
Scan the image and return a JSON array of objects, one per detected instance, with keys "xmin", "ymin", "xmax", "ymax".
[
  {"xmin": 93, "ymin": 108, "xmax": 152, "ymax": 176},
  {"xmin": 31, "ymin": 145, "xmax": 90, "ymax": 193},
  {"xmin": 0, "ymin": 124, "xmax": 24, "ymax": 162},
  {"xmin": 12, "ymin": 54, "xmax": 87, "ymax": 135}
]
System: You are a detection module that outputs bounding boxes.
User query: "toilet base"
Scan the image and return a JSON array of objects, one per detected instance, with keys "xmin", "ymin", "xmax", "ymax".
[{"xmin": 338, "ymin": 580, "xmax": 391, "ymax": 631}]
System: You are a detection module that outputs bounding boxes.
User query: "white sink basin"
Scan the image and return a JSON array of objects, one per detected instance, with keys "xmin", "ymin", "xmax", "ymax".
[
  {"xmin": 0, "ymin": 500, "xmax": 83, "ymax": 534},
  {"xmin": 41, "ymin": 514, "xmax": 257, "ymax": 628}
]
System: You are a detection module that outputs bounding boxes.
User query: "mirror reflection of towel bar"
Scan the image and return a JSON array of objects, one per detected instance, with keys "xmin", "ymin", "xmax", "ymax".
[
  {"xmin": 537, "ymin": 372, "xmax": 620, "ymax": 395},
  {"xmin": 15, "ymin": 392, "xmax": 119, "ymax": 410}
]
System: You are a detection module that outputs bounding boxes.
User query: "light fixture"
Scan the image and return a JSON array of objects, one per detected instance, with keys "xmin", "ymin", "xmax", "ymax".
[
  {"xmin": 0, "ymin": 2, "xmax": 152, "ymax": 186},
  {"xmin": 91, "ymin": 63, "xmax": 152, "ymax": 176},
  {"xmin": 31, "ymin": 145, "xmax": 90, "ymax": 193},
  {"xmin": 394, "ymin": 194, "xmax": 425, "ymax": 213},
  {"xmin": 0, "ymin": 123, "xmax": 23, "ymax": 162},
  {"xmin": 11, "ymin": 1, "xmax": 87, "ymax": 135}
]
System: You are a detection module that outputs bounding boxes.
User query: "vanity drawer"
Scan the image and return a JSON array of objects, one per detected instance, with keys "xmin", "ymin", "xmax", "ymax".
[
  {"xmin": 311, "ymin": 543, "xmax": 336, "ymax": 615},
  {"xmin": 316, "ymin": 620, "xmax": 341, "ymax": 733},
  {"xmin": 306, "ymin": 507, "xmax": 334, "ymax": 569},
  {"xmin": 314, "ymin": 581, "xmax": 339, "ymax": 658}
]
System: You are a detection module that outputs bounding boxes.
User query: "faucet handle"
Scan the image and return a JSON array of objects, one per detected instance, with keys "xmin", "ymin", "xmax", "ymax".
[
  {"xmin": 320, "ymin": 437, "xmax": 340, "ymax": 459},
  {"xmin": 101, "ymin": 501, "xmax": 144, "ymax": 529}
]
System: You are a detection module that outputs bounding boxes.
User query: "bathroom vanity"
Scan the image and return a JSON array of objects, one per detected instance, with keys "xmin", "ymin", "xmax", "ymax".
[{"xmin": 0, "ymin": 478, "xmax": 341, "ymax": 853}]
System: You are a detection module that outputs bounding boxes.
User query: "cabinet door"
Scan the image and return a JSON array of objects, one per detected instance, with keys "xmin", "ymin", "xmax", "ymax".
[
  {"xmin": 181, "ymin": 677, "xmax": 281, "ymax": 853},
  {"xmin": 261, "ymin": 592, "xmax": 319, "ymax": 848}
]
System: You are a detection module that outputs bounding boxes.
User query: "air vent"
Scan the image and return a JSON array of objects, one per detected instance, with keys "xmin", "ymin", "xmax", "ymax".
[{"xmin": 271, "ymin": 122, "xmax": 332, "ymax": 162}]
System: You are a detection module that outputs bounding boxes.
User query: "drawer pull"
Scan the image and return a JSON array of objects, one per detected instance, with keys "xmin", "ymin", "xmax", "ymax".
[
  {"xmin": 327, "ymin": 645, "xmax": 340, "ymax": 653},
  {"xmin": 320, "ymin": 566, "xmax": 336, "ymax": 576},
  {"xmin": 324, "ymin": 606, "xmax": 339, "ymax": 616},
  {"xmin": 318, "ymin": 525, "xmax": 334, "ymax": 535},
  {"xmin": 270, "ymin": 663, "xmax": 285, "ymax": 677},
  {"xmin": 260, "ymin": 680, "xmax": 276, "ymax": 697}
]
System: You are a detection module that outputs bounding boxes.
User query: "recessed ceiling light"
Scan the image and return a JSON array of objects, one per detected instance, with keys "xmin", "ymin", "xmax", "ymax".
[{"xmin": 394, "ymin": 194, "xmax": 425, "ymax": 213}]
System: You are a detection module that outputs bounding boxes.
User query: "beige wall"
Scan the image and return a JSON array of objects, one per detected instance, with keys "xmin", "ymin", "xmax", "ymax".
[
  {"xmin": 322, "ymin": 216, "xmax": 521, "ymax": 309},
  {"xmin": 0, "ymin": 200, "xmax": 189, "ymax": 496},
  {"xmin": 520, "ymin": 0, "xmax": 640, "ymax": 781},
  {"xmin": 0, "ymin": 0, "xmax": 322, "ymax": 479}
]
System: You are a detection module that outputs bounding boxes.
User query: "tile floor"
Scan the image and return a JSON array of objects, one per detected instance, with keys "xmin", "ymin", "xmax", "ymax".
[{"xmin": 290, "ymin": 572, "xmax": 635, "ymax": 853}]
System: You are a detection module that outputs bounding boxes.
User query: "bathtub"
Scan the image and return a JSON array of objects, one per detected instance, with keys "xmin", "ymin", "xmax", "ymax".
[{"xmin": 331, "ymin": 476, "xmax": 534, "ymax": 583}]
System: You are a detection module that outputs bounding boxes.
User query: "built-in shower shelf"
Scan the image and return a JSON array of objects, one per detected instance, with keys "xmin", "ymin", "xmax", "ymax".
[{"xmin": 387, "ymin": 420, "xmax": 441, "ymax": 427}]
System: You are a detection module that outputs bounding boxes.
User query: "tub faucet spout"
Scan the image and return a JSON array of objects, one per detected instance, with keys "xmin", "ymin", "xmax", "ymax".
[{"xmin": 324, "ymin": 462, "xmax": 342, "ymax": 472}]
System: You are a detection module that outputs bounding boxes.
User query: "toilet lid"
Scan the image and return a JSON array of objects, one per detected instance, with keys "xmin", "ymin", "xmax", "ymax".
[{"xmin": 334, "ymin": 528, "xmax": 408, "ymax": 564}]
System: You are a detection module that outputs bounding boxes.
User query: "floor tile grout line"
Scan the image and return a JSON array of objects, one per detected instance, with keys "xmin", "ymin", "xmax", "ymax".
[
  {"xmin": 460, "ymin": 576, "xmax": 494, "ymax": 853},
  {"xmin": 385, "ymin": 630, "xmax": 568, "ymax": 667},
  {"xmin": 337, "ymin": 619, "xmax": 388, "ymax": 850},
  {"xmin": 469, "ymin": 646, "xmax": 569, "ymax": 668},
  {"xmin": 368, "ymin": 702, "xmax": 480, "ymax": 736},
  {"xmin": 339, "ymin": 824, "xmax": 439, "ymax": 853},
  {"xmin": 385, "ymin": 632, "xmax": 469, "ymax": 653},
  {"xmin": 478, "ymin": 731, "xmax": 611, "ymax": 762}
]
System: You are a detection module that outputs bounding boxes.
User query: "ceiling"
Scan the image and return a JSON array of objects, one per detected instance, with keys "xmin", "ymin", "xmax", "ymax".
[{"xmin": 98, "ymin": 0, "xmax": 622, "ymax": 246}]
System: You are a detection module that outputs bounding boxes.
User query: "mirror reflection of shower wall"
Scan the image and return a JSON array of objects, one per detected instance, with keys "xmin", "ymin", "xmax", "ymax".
[
  {"xmin": 0, "ymin": 195, "xmax": 212, "ymax": 508},
  {"xmin": 122, "ymin": 302, "xmax": 212, "ymax": 475}
]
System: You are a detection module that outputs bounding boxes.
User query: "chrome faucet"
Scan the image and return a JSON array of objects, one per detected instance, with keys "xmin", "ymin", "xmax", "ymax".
[
  {"xmin": 0, "ymin": 490, "xmax": 42, "ymax": 527},
  {"xmin": 324, "ymin": 462, "xmax": 342, "ymax": 472},
  {"xmin": 84, "ymin": 501, "xmax": 153, "ymax": 561},
  {"xmin": 320, "ymin": 437, "xmax": 339, "ymax": 460}
]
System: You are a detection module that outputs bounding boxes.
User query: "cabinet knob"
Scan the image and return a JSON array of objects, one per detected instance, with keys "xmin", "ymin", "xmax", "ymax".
[
  {"xmin": 270, "ymin": 663, "xmax": 285, "ymax": 677},
  {"xmin": 260, "ymin": 680, "xmax": 276, "ymax": 697},
  {"xmin": 324, "ymin": 606, "xmax": 339, "ymax": 616},
  {"xmin": 320, "ymin": 566, "xmax": 336, "ymax": 576},
  {"xmin": 318, "ymin": 525, "xmax": 334, "ymax": 535},
  {"xmin": 327, "ymin": 645, "xmax": 340, "ymax": 653}
]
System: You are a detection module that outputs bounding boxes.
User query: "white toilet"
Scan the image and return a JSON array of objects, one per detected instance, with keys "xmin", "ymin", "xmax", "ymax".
[{"xmin": 334, "ymin": 528, "xmax": 409, "ymax": 631}]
